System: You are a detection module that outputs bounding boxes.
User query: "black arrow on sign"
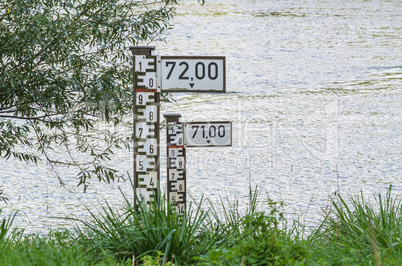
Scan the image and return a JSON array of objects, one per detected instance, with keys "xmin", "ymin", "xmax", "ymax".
[{"xmin": 189, "ymin": 83, "xmax": 195, "ymax": 88}]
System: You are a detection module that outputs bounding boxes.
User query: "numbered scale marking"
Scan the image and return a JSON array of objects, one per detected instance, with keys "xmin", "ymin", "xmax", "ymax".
[
  {"xmin": 134, "ymin": 55, "xmax": 160, "ymax": 208},
  {"xmin": 167, "ymin": 122, "xmax": 186, "ymax": 215}
]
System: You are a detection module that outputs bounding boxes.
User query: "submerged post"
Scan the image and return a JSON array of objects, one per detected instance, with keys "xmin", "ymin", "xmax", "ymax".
[
  {"xmin": 130, "ymin": 46, "xmax": 160, "ymax": 209},
  {"xmin": 164, "ymin": 113, "xmax": 186, "ymax": 215}
]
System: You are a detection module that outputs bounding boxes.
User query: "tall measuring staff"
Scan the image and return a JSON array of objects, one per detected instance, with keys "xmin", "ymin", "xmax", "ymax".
[{"xmin": 130, "ymin": 46, "xmax": 160, "ymax": 208}]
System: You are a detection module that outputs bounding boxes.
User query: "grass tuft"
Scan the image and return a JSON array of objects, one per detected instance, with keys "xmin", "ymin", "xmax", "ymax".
[
  {"xmin": 312, "ymin": 185, "xmax": 402, "ymax": 264},
  {"xmin": 73, "ymin": 188, "xmax": 224, "ymax": 265}
]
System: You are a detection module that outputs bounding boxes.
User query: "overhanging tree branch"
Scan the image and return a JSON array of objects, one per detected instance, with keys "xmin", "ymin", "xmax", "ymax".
[{"xmin": 0, "ymin": 0, "xmax": 204, "ymax": 190}]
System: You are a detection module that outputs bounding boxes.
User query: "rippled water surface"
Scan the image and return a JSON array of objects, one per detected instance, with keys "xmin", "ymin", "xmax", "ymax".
[{"xmin": 1, "ymin": 0, "xmax": 401, "ymax": 232}]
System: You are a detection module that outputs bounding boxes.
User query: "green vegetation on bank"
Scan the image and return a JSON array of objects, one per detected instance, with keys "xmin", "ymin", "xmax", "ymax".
[{"xmin": 1, "ymin": 186, "xmax": 401, "ymax": 265}]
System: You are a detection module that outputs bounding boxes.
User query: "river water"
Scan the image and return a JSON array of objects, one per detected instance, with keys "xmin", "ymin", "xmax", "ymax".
[{"xmin": 1, "ymin": 0, "xmax": 401, "ymax": 232}]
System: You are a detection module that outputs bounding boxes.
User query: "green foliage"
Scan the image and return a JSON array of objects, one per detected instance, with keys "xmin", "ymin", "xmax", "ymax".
[
  {"xmin": 0, "ymin": 0, "xmax": 200, "ymax": 188},
  {"xmin": 237, "ymin": 211, "xmax": 307, "ymax": 265},
  {"xmin": 137, "ymin": 251, "xmax": 176, "ymax": 265},
  {"xmin": 195, "ymin": 189, "xmax": 309, "ymax": 265}
]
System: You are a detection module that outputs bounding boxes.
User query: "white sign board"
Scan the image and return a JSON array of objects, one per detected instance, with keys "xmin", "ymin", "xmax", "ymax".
[
  {"xmin": 160, "ymin": 56, "xmax": 226, "ymax": 93},
  {"xmin": 184, "ymin": 121, "xmax": 232, "ymax": 147}
]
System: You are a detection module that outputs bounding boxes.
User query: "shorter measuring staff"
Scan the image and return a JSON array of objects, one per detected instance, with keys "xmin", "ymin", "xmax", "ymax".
[{"xmin": 164, "ymin": 114, "xmax": 186, "ymax": 215}]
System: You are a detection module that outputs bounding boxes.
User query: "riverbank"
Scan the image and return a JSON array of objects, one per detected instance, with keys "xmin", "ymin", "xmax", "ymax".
[{"xmin": 1, "ymin": 186, "xmax": 401, "ymax": 265}]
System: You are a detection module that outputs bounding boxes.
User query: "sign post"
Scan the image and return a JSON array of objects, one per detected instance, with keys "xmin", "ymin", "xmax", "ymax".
[{"xmin": 130, "ymin": 46, "xmax": 160, "ymax": 209}]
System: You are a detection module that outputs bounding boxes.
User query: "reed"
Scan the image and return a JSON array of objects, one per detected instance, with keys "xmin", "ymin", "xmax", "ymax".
[
  {"xmin": 0, "ymin": 209, "xmax": 18, "ymax": 246},
  {"xmin": 312, "ymin": 185, "xmax": 402, "ymax": 265}
]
